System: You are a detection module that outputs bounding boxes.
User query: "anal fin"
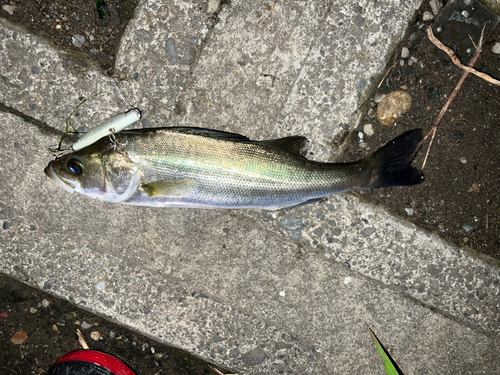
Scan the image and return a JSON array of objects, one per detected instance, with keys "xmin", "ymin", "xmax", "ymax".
[{"xmin": 282, "ymin": 197, "xmax": 324, "ymax": 210}]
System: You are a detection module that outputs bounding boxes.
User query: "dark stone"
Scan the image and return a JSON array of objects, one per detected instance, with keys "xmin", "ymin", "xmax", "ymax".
[
  {"xmin": 30, "ymin": 225, "xmax": 36, "ymax": 231},
  {"xmin": 43, "ymin": 281, "xmax": 52, "ymax": 290},
  {"xmin": 313, "ymin": 227, "xmax": 323, "ymax": 237},
  {"xmin": 3, "ymin": 221, "xmax": 9, "ymax": 230},
  {"xmin": 241, "ymin": 347, "xmax": 267, "ymax": 366},
  {"xmin": 62, "ymin": 59, "xmax": 68, "ymax": 69},
  {"xmin": 29, "ymin": 104, "xmax": 37, "ymax": 111},
  {"xmin": 228, "ymin": 348, "xmax": 240, "ymax": 358},
  {"xmin": 360, "ymin": 228, "xmax": 374, "ymax": 238},
  {"xmin": 212, "ymin": 335, "xmax": 225, "ymax": 343},
  {"xmin": 331, "ymin": 227, "xmax": 342, "ymax": 236},
  {"xmin": 165, "ymin": 38, "xmax": 178, "ymax": 64},
  {"xmin": 31, "ymin": 66, "xmax": 39, "ymax": 74},
  {"xmin": 136, "ymin": 29, "xmax": 151, "ymax": 40},
  {"xmin": 427, "ymin": 264, "xmax": 442, "ymax": 276}
]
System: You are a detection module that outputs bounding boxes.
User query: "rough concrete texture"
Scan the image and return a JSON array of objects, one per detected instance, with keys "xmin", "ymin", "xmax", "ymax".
[
  {"xmin": 2, "ymin": 115, "xmax": 500, "ymax": 375},
  {"xmin": 173, "ymin": 0, "xmax": 423, "ymax": 160},
  {"xmin": 115, "ymin": 0, "xmax": 215, "ymax": 124},
  {"xmin": 1, "ymin": 0, "xmax": 500, "ymax": 374},
  {"xmin": 0, "ymin": 20, "xmax": 129, "ymax": 132}
]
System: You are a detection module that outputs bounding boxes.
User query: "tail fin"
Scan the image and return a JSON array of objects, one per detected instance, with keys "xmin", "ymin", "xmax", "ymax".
[{"xmin": 369, "ymin": 129, "xmax": 424, "ymax": 189}]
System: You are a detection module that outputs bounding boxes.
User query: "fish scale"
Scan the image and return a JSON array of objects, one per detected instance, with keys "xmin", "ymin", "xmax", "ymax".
[{"xmin": 120, "ymin": 130, "xmax": 359, "ymax": 209}]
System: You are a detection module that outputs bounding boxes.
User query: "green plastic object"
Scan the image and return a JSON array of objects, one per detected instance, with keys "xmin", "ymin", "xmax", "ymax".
[{"xmin": 366, "ymin": 323, "xmax": 404, "ymax": 375}]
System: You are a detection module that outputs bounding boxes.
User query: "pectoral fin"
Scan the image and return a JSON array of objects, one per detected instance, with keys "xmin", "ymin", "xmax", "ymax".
[{"xmin": 140, "ymin": 180, "xmax": 197, "ymax": 198}]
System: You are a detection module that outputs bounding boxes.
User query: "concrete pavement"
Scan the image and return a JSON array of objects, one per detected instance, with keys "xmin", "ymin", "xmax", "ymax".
[{"xmin": 1, "ymin": 0, "xmax": 500, "ymax": 373}]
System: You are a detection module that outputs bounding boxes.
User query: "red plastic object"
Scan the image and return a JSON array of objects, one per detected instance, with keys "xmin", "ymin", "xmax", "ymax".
[{"xmin": 49, "ymin": 350, "xmax": 137, "ymax": 375}]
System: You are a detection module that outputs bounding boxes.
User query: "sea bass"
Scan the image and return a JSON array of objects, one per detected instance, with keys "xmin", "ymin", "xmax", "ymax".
[{"xmin": 44, "ymin": 127, "xmax": 424, "ymax": 210}]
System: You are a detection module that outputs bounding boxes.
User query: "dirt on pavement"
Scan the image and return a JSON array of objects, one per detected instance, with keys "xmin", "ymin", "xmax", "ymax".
[{"xmin": 343, "ymin": 3, "xmax": 500, "ymax": 263}]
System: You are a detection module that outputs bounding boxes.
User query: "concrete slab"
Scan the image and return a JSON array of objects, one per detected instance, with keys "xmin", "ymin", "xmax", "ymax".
[
  {"xmin": 115, "ymin": 0, "xmax": 214, "ymax": 124},
  {"xmin": 2, "ymin": 114, "xmax": 500, "ymax": 375},
  {"xmin": 1, "ymin": 0, "xmax": 500, "ymax": 374},
  {"xmin": 0, "ymin": 19, "xmax": 128, "ymax": 131},
  {"xmin": 173, "ymin": 0, "xmax": 423, "ymax": 160}
]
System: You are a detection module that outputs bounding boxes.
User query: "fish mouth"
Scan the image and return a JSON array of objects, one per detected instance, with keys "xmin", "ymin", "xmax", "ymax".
[{"xmin": 44, "ymin": 163, "xmax": 76, "ymax": 194}]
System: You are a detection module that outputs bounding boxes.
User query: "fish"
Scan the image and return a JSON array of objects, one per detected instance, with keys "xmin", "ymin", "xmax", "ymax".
[{"xmin": 44, "ymin": 127, "xmax": 424, "ymax": 210}]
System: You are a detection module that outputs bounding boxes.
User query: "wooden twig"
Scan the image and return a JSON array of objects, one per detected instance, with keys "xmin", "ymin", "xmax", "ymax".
[
  {"xmin": 77, "ymin": 329, "xmax": 90, "ymax": 349},
  {"xmin": 427, "ymin": 28, "xmax": 500, "ymax": 86},
  {"xmin": 209, "ymin": 365, "xmax": 237, "ymax": 375},
  {"xmin": 378, "ymin": 62, "xmax": 397, "ymax": 88},
  {"xmin": 421, "ymin": 27, "xmax": 486, "ymax": 169},
  {"xmin": 99, "ymin": 200, "xmax": 110, "ymax": 209}
]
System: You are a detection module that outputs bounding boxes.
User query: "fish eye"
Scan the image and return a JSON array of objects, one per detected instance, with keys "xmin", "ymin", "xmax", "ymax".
[{"xmin": 66, "ymin": 159, "xmax": 83, "ymax": 175}]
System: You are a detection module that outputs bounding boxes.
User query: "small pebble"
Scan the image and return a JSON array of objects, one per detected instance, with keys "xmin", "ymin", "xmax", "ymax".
[
  {"xmin": 109, "ymin": 331, "xmax": 115, "ymax": 338},
  {"xmin": 373, "ymin": 93, "xmax": 386, "ymax": 103},
  {"xmin": 367, "ymin": 108, "xmax": 376, "ymax": 118},
  {"xmin": 429, "ymin": 0, "xmax": 441, "ymax": 14},
  {"xmin": 90, "ymin": 331, "xmax": 101, "ymax": 341},
  {"xmin": 41, "ymin": 299, "xmax": 50, "ymax": 308},
  {"xmin": 1, "ymin": 5, "xmax": 16, "ymax": 15},
  {"xmin": 460, "ymin": 157, "xmax": 467, "ymax": 164},
  {"xmin": 344, "ymin": 277, "xmax": 352, "ymax": 285},
  {"xmin": 97, "ymin": 282, "xmax": 105, "ymax": 291},
  {"xmin": 11, "ymin": 331, "xmax": 28, "ymax": 345},
  {"xmin": 401, "ymin": 47, "xmax": 410, "ymax": 59},
  {"xmin": 279, "ymin": 291, "xmax": 286, "ymax": 297},
  {"xmin": 30, "ymin": 307, "xmax": 37, "ymax": 314},
  {"xmin": 422, "ymin": 11, "xmax": 434, "ymax": 21},
  {"xmin": 468, "ymin": 183, "xmax": 480, "ymax": 193},
  {"xmin": 463, "ymin": 225, "xmax": 474, "ymax": 233},
  {"xmin": 72, "ymin": 34, "xmax": 86, "ymax": 48},
  {"xmin": 358, "ymin": 132, "xmax": 364, "ymax": 140},
  {"xmin": 405, "ymin": 208, "xmax": 414, "ymax": 216},
  {"xmin": 154, "ymin": 353, "xmax": 163, "ymax": 360},
  {"xmin": 81, "ymin": 321, "xmax": 92, "ymax": 330},
  {"xmin": 492, "ymin": 42, "xmax": 500, "ymax": 54},
  {"xmin": 363, "ymin": 124, "xmax": 374, "ymax": 136},
  {"xmin": 376, "ymin": 90, "xmax": 412, "ymax": 126},
  {"xmin": 207, "ymin": 0, "xmax": 221, "ymax": 13},
  {"xmin": 52, "ymin": 324, "xmax": 58, "ymax": 332}
]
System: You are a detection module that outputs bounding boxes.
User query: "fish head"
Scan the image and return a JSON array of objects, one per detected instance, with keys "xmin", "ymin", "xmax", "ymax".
[{"xmin": 44, "ymin": 141, "xmax": 142, "ymax": 203}]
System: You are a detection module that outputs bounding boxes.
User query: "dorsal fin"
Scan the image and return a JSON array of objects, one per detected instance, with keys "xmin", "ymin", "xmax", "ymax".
[
  {"xmin": 257, "ymin": 136, "xmax": 308, "ymax": 156},
  {"xmin": 122, "ymin": 127, "xmax": 250, "ymax": 142}
]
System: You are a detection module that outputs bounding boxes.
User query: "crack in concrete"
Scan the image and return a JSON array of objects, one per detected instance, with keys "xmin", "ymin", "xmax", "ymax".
[{"xmin": 0, "ymin": 102, "xmax": 75, "ymax": 140}]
